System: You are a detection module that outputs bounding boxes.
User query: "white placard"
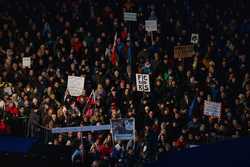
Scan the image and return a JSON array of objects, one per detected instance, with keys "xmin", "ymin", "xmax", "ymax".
[
  {"xmin": 136, "ymin": 74, "xmax": 151, "ymax": 92},
  {"xmin": 111, "ymin": 118, "xmax": 135, "ymax": 141},
  {"xmin": 22, "ymin": 57, "xmax": 31, "ymax": 68},
  {"xmin": 124, "ymin": 12, "xmax": 137, "ymax": 21},
  {"xmin": 67, "ymin": 76, "xmax": 85, "ymax": 96},
  {"xmin": 191, "ymin": 33, "xmax": 199, "ymax": 44},
  {"xmin": 204, "ymin": 100, "xmax": 222, "ymax": 118},
  {"xmin": 145, "ymin": 20, "xmax": 157, "ymax": 32}
]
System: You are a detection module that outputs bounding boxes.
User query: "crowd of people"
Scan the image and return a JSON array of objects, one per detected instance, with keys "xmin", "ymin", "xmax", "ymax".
[{"xmin": 0, "ymin": 0, "xmax": 250, "ymax": 166}]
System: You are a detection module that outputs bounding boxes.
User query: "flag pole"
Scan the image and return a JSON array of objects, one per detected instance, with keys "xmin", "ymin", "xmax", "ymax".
[{"xmin": 82, "ymin": 90, "xmax": 94, "ymax": 114}]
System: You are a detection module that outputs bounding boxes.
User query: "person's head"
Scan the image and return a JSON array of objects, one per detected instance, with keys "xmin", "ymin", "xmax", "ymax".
[
  {"xmin": 79, "ymin": 143, "xmax": 84, "ymax": 150},
  {"xmin": 91, "ymin": 160, "xmax": 100, "ymax": 167}
]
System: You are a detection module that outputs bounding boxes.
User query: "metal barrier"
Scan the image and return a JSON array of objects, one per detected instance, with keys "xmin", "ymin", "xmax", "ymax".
[{"xmin": 26, "ymin": 121, "xmax": 54, "ymax": 144}]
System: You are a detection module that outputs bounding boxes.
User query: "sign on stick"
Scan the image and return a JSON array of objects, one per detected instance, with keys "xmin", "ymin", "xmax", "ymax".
[
  {"xmin": 22, "ymin": 57, "xmax": 31, "ymax": 68},
  {"xmin": 136, "ymin": 74, "xmax": 150, "ymax": 92},
  {"xmin": 124, "ymin": 12, "xmax": 137, "ymax": 21},
  {"xmin": 204, "ymin": 100, "xmax": 222, "ymax": 118},
  {"xmin": 111, "ymin": 118, "xmax": 135, "ymax": 141},
  {"xmin": 191, "ymin": 33, "xmax": 199, "ymax": 44},
  {"xmin": 67, "ymin": 76, "xmax": 85, "ymax": 96},
  {"xmin": 145, "ymin": 20, "xmax": 157, "ymax": 32},
  {"xmin": 174, "ymin": 45, "xmax": 194, "ymax": 59}
]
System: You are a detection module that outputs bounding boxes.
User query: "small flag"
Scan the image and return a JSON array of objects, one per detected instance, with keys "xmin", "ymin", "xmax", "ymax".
[
  {"xmin": 111, "ymin": 32, "xmax": 118, "ymax": 65},
  {"xmin": 64, "ymin": 89, "xmax": 69, "ymax": 101}
]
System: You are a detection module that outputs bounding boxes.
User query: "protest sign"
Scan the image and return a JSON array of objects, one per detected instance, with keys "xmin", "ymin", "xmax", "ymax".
[
  {"xmin": 174, "ymin": 45, "xmax": 194, "ymax": 59},
  {"xmin": 124, "ymin": 12, "xmax": 137, "ymax": 21},
  {"xmin": 67, "ymin": 76, "xmax": 85, "ymax": 96},
  {"xmin": 204, "ymin": 100, "xmax": 222, "ymax": 118},
  {"xmin": 52, "ymin": 124, "xmax": 111, "ymax": 133},
  {"xmin": 22, "ymin": 57, "xmax": 31, "ymax": 68},
  {"xmin": 136, "ymin": 74, "xmax": 150, "ymax": 92},
  {"xmin": 191, "ymin": 33, "xmax": 199, "ymax": 44},
  {"xmin": 111, "ymin": 118, "xmax": 135, "ymax": 141},
  {"xmin": 145, "ymin": 20, "xmax": 157, "ymax": 32}
]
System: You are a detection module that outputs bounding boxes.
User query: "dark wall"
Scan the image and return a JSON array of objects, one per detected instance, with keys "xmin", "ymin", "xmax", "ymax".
[{"xmin": 148, "ymin": 137, "xmax": 250, "ymax": 167}]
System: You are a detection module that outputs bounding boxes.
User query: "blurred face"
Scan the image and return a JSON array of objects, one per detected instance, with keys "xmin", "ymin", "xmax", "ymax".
[
  {"xmin": 125, "ymin": 89, "xmax": 129, "ymax": 95},
  {"xmin": 149, "ymin": 111, "xmax": 153, "ymax": 118},
  {"xmin": 156, "ymin": 80, "xmax": 161, "ymax": 86},
  {"xmin": 114, "ymin": 71, "xmax": 119, "ymax": 78},
  {"xmin": 111, "ymin": 90, "xmax": 116, "ymax": 96},
  {"xmin": 105, "ymin": 79, "xmax": 110, "ymax": 86},
  {"xmin": 120, "ymin": 81, "xmax": 125, "ymax": 89}
]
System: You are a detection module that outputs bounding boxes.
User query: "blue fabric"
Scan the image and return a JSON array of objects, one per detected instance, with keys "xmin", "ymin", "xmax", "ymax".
[
  {"xmin": 0, "ymin": 136, "xmax": 37, "ymax": 153},
  {"xmin": 187, "ymin": 98, "xmax": 197, "ymax": 120},
  {"xmin": 128, "ymin": 45, "xmax": 132, "ymax": 66},
  {"xmin": 71, "ymin": 149, "xmax": 81, "ymax": 162},
  {"xmin": 148, "ymin": 137, "xmax": 250, "ymax": 167},
  {"xmin": 211, "ymin": 87, "xmax": 219, "ymax": 101},
  {"xmin": 117, "ymin": 42, "xmax": 125, "ymax": 59}
]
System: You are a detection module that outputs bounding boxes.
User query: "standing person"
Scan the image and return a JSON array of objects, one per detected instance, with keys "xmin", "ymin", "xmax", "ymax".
[
  {"xmin": 27, "ymin": 109, "xmax": 40, "ymax": 137},
  {"xmin": 72, "ymin": 143, "xmax": 85, "ymax": 167}
]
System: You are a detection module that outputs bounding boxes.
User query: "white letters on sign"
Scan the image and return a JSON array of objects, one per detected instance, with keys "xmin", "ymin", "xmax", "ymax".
[
  {"xmin": 145, "ymin": 20, "xmax": 157, "ymax": 32},
  {"xmin": 124, "ymin": 12, "xmax": 137, "ymax": 21},
  {"xmin": 67, "ymin": 76, "xmax": 85, "ymax": 96},
  {"xmin": 52, "ymin": 124, "xmax": 111, "ymax": 133},
  {"xmin": 136, "ymin": 74, "xmax": 151, "ymax": 92},
  {"xmin": 204, "ymin": 100, "xmax": 222, "ymax": 118}
]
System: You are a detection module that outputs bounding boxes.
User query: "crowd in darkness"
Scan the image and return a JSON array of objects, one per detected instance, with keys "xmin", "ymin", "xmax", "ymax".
[{"xmin": 0, "ymin": 0, "xmax": 250, "ymax": 166}]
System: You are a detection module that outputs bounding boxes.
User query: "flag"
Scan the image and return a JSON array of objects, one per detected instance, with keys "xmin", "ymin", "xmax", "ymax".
[
  {"xmin": 111, "ymin": 32, "xmax": 118, "ymax": 65},
  {"xmin": 187, "ymin": 97, "xmax": 198, "ymax": 120},
  {"xmin": 83, "ymin": 90, "xmax": 96, "ymax": 112},
  {"xmin": 64, "ymin": 89, "xmax": 69, "ymax": 101},
  {"xmin": 83, "ymin": 90, "xmax": 96, "ymax": 118}
]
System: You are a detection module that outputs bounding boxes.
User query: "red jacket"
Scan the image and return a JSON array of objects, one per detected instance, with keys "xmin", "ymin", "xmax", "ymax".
[
  {"xmin": 98, "ymin": 144, "xmax": 112, "ymax": 159},
  {"xmin": 6, "ymin": 105, "xmax": 20, "ymax": 117},
  {"xmin": 72, "ymin": 40, "xmax": 83, "ymax": 53},
  {"xmin": 0, "ymin": 120, "xmax": 10, "ymax": 134}
]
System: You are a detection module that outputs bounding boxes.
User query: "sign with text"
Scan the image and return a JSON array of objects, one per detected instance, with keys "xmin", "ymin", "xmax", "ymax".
[
  {"xmin": 22, "ymin": 57, "xmax": 31, "ymax": 68},
  {"xmin": 111, "ymin": 118, "xmax": 135, "ymax": 141},
  {"xmin": 124, "ymin": 12, "xmax": 137, "ymax": 21},
  {"xmin": 67, "ymin": 76, "xmax": 85, "ymax": 96},
  {"xmin": 136, "ymin": 74, "xmax": 151, "ymax": 92},
  {"xmin": 145, "ymin": 20, "xmax": 157, "ymax": 32},
  {"xmin": 191, "ymin": 33, "xmax": 199, "ymax": 44},
  {"xmin": 174, "ymin": 45, "xmax": 194, "ymax": 59},
  {"xmin": 204, "ymin": 100, "xmax": 222, "ymax": 118},
  {"xmin": 52, "ymin": 124, "xmax": 111, "ymax": 133}
]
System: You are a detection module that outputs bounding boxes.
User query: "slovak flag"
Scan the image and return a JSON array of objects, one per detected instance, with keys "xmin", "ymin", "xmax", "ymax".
[{"xmin": 111, "ymin": 32, "xmax": 118, "ymax": 65}]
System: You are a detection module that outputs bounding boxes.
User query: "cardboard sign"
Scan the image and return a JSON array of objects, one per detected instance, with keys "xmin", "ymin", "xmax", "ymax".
[
  {"xmin": 174, "ymin": 45, "xmax": 194, "ymax": 59},
  {"xmin": 67, "ymin": 76, "xmax": 85, "ymax": 96},
  {"xmin": 191, "ymin": 33, "xmax": 199, "ymax": 44},
  {"xmin": 124, "ymin": 12, "xmax": 137, "ymax": 21},
  {"xmin": 136, "ymin": 74, "xmax": 150, "ymax": 92},
  {"xmin": 145, "ymin": 20, "xmax": 157, "ymax": 32},
  {"xmin": 111, "ymin": 118, "xmax": 135, "ymax": 141},
  {"xmin": 22, "ymin": 57, "xmax": 31, "ymax": 68},
  {"xmin": 204, "ymin": 100, "xmax": 222, "ymax": 118}
]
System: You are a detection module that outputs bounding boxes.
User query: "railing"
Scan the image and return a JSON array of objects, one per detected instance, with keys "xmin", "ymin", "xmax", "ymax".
[
  {"xmin": 1, "ymin": 108, "xmax": 54, "ymax": 144},
  {"xmin": 26, "ymin": 121, "xmax": 54, "ymax": 144},
  {"xmin": 1, "ymin": 109, "xmax": 246, "ymax": 146}
]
